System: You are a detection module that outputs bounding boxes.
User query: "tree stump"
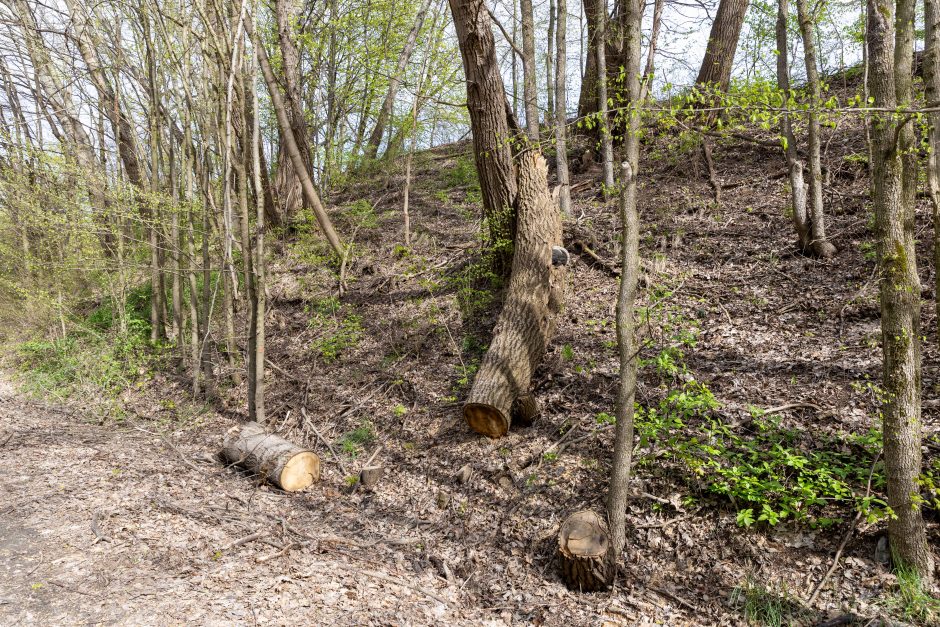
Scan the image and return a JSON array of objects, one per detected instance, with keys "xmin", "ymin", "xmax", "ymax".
[
  {"xmin": 359, "ymin": 465, "xmax": 384, "ymax": 488},
  {"xmin": 463, "ymin": 152, "xmax": 566, "ymax": 438},
  {"xmin": 511, "ymin": 392, "xmax": 539, "ymax": 427},
  {"xmin": 557, "ymin": 510, "xmax": 614, "ymax": 591},
  {"xmin": 220, "ymin": 421, "xmax": 320, "ymax": 492}
]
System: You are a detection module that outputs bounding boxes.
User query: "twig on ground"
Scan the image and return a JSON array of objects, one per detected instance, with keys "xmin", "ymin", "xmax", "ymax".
[
  {"xmin": 357, "ymin": 568, "xmax": 449, "ymax": 605},
  {"xmin": 652, "ymin": 586, "xmax": 696, "ymax": 611},
  {"xmin": 762, "ymin": 402, "xmax": 823, "ymax": 415},
  {"xmin": 222, "ymin": 531, "xmax": 267, "ymax": 552},
  {"xmin": 301, "ymin": 406, "xmax": 352, "ymax": 478},
  {"xmin": 807, "ymin": 451, "xmax": 882, "ymax": 605},
  {"xmin": 634, "ymin": 509, "xmax": 700, "ymax": 530},
  {"xmin": 256, "ymin": 541, "xmax": 302, "ymax": 563}
]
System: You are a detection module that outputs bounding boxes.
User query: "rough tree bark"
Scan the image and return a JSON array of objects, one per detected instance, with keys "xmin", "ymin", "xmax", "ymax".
[
  {"xmin": 795, "ymin": 0, "xmax": 836, "ymax": 257},
  {"xmin": 695, "ymin": 0, "xmax": 749, "ymax": 92},
  {"xmin": 448, "ymin": 0, "xmax": 518, "ymax": 262},
  {"xmin": 578, "ymin": 0, "xmax": 601, "ymax": 116},
  {"xmin": 462, "ymin": 152, "xmax": 565, "ymax": 437},
  {"xmin": 867, "ymin": 0, "xmax": 935, "ymax": 582},
  {"xmin": 364, "ymin": 0, "xmax": 433, "ymax": 159},
  {"xmin": 246, "ymin": 18, "xmax": 346, "ymax": 259}
]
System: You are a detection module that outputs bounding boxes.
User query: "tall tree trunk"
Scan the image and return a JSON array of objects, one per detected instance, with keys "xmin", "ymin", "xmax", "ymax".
[
  {"xmin": 925, "ymin": 0, "xmax": 940, "ymax": 350},
  {"xmin": 556, "ymin": 0, "xmax": 572, "ymax": 216},
  {"xmin": 246, "ymin": 19, "xmax": 346, "ymax": 259},
  {"xmin": 606, "ymin": 0, "xmax": 642, "ymax": 559},
  {"xmin": 596, "ymin": 0, "xmax": 614, "ymax": 195},
  {"xmin": 250, "ymin": 29, "xmax": 266, "ymax": 424},
  {"xmin": 364, "ymin": 0, "xmax": 433, "ymax": 159},
  {"xmin": 695, "ymin": 0, "xmax": 749, "ymax": 92},
  {"xmin": 639, "ymin": 0, "xmax": 664, "ymax": 101},
  {"xmin": 776, "ymin": 0, "xmax": 810, "ymax": 251},
  {"xmin": 578, "ymin": 0, "xmax": 601, "ymax": 116},
  {"xmin": 867, "ymin": 0, "xmax": 935, "ymax": 582},
  {"xmin": 448, "ymin": 0, "xmax": 518, "ymax": 267},
  {"xmin": 547, "ymin": 0, "xmax": 556, "ymax": 124},
  {"xmin": 272, "ymin": 0, "xmax": 309, "ymax": 226},
  {"xmin": 795, "ymin": 0, "xmax": 836, "ymax": 257},
  {"xmin": 520, "ymin": 0, "xmax": 540, "ymax": 141},
  {"xmin": 144, "ymin": 7, "xmax": 167, "ymax": 342}
]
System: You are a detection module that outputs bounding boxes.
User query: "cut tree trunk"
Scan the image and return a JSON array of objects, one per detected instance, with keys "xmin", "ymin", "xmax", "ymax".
[
  {"xmin": 463, "ymin": 152, "xmax": 565, "ymax": 437},
  {"xmin": 557, "ymin": 510, "xmax": 614, "ymax": 591},
  {"xmin": 221, "ymin": 422, "xmax": 320, "ymax": 491}
]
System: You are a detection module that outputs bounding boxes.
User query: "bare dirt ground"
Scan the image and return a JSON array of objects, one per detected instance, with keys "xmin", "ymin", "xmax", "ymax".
[{"xmin": 2, "ymin": 92, "xmax": 939, "ymax": 624}]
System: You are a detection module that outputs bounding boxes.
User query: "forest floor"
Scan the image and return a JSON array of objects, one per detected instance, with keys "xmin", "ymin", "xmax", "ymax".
[{"xmin": 3, "ymin": 87, "xmax": 940, "ymax": 625}]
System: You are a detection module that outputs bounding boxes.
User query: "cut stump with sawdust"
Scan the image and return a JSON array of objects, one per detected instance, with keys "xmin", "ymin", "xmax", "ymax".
[
  {"xmin": 221, "ymin": 421, "xmax": 320, "ymax": 491},
  {"xmin": 557, "ymin": 510, "xmax": 614, "ymax": 591}
]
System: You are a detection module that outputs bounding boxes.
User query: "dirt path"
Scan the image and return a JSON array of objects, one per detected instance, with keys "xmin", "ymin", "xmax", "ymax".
[{"xmin": 0, "ymin": 378, "xmax": 470, "ymax": 625}]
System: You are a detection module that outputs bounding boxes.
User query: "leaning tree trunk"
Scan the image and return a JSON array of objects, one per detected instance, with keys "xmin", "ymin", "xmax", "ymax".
[
  {"xmin": 775, "ymin": 0, "xmax": 811, "ymax": 251},
  {"xmin": 695, "ymin": 0, "xmax": 749, "ymax": 92},
  {"xmin": 463, "ymin": 152, "xmax": 565, "ymax": 437},
  {"xmin": 221, "ymin": 422, "xmax": 320, "ymax": 491},
  {"xmin": 364, "ymin": 0, "xmax": 433, "ymax": 160},
  {"xmin": 448, "ymin": 0, "xmax": 518, "ymax": 266},
  {"xmin": 867, "ymin": 0, "xmax": 935, "ymax": 582},
  {"xmin": 795, "ymin": 0, "xmax": 836, "ymax": 258},
  {"xmin": 272, "ymin": 0, "xmax": 310, "ymax": 226},
  {"xmin": 246, "ymin": 19, "xmax": 345, "ymax": 259}
]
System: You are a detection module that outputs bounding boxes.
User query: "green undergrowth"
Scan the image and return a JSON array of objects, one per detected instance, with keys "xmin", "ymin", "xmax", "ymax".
[
  {"xmin": 306, "ymin": 295, "xmax": 363, "ymax": 362},
  {"xmin": 730, "ymin": 577, "xmax": 809, "ymax": 627},
  {"xmin": 13, "ymin": 284, "xmax": 160, "ymax": 403},
  {"xmin": 625, "ymin": 284, "xmax": 940, "ymax": 529}
]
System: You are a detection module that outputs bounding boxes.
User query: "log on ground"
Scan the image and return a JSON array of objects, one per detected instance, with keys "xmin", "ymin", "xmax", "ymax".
[
  {"xmin": 557, "ymin": 510, "xmax": 614, "ymax": 591},
  {"xmin": 463, "ymin": 151, "xmax": 565, "ymax": 438},
  {"xmin": 220, "ymin": 421, "xmax": 320, "ymax": 491}
]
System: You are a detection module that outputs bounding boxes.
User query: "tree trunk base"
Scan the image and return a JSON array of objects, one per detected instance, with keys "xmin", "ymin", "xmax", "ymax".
[
  {"xmin": 557, "ymin": 510, "xmax": 615, "ymax": 591},
  {"xmin": 221, "ymin": 421, "xmax": 320, "ymax": 491}
]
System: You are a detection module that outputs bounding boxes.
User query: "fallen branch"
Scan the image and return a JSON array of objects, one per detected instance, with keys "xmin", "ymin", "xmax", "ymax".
[
  {"xmin": 301, "ymin": 406, "xmax": 352, "ymax": 478},
  {"xmin": 807, "ymin": 451, "xmax": 881, "ymax": 605},
  {"xmin": 357, "ymin": 568, "xmax": 449, "ymax": 606},
  {"xmin": 222, "ymin": 531, "xmax": 267, "ymax": 552},
  {"xmin": 256, "ymin": 541, "xmax": 302, "ymax": 563}
]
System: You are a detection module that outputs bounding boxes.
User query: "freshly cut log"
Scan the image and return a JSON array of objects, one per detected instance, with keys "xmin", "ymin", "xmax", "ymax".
[
  {"xmin": 221, "ymin": 421, "xmax": 320, "ymax": 491},
  {"xmin": 557, "ymin": 510, "xmax": 614, "ymax": 591},
  {"xmin": 463, "ymin": 152, "xmax": 565, "ymax": 438}
]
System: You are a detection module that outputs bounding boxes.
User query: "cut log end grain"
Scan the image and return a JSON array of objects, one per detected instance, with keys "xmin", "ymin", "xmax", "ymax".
[
  {"xmin": 221, "ymin": 422, "xmax": 320, "ymax": 492},
  {"xmin": 557, "ymin": 510, "xmax": 614, "ymax": 592},
  {"xmin": 463, "ymin": 402, "xmax": 509, "ymax": 438}
]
